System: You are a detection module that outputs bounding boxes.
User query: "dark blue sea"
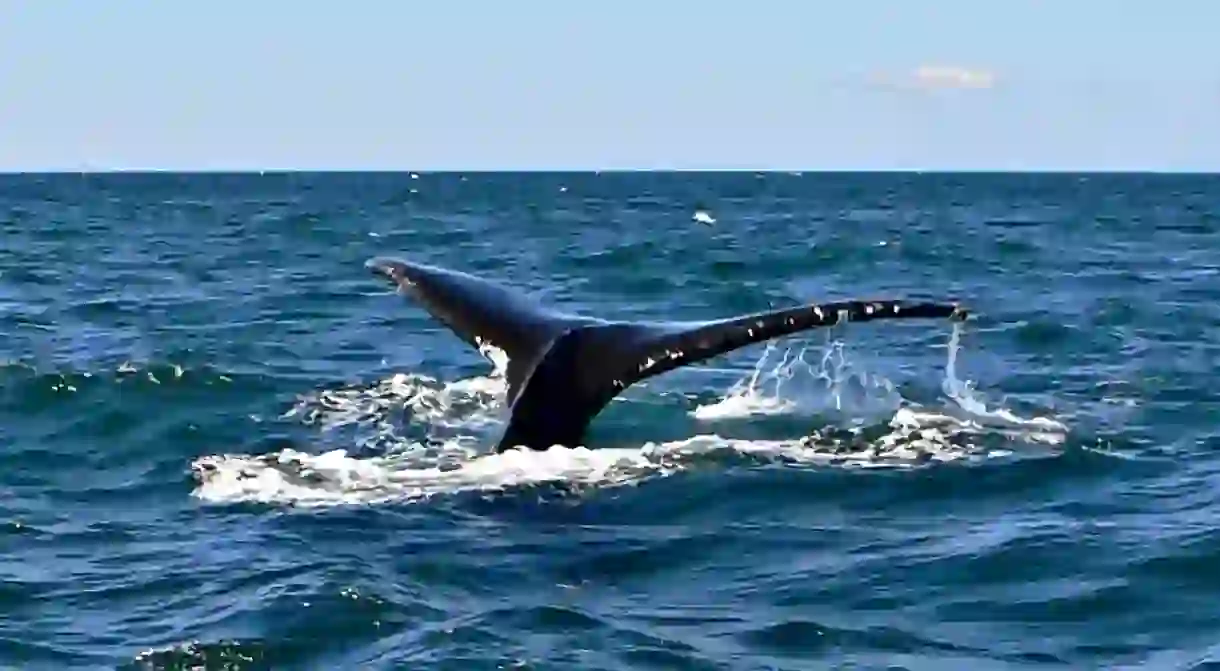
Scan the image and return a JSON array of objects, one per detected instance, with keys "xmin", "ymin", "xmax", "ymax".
[{"xmin": 2, "ymin": 171, "xmax": 1218, "ymax": 670}]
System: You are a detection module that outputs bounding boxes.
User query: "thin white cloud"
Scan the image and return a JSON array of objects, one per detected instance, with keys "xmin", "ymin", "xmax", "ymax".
[
  {"xmin": 912, "ymin": 65, "xmax": 997, "ymax": 89},
  {"xmin": 867, "ymin": 65, "xmax": 999, "ymax": 91}
]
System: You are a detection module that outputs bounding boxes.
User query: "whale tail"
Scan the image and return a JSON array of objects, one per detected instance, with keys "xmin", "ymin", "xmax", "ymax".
[{"xmin": 366, "ymin": 256, "xmax": 968, "ymax": 452}]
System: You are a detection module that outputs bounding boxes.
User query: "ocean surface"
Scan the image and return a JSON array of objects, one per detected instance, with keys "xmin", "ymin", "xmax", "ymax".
[{"xmin": 1, "ymin": 171, "xmax": 1218, "ymax": 670}]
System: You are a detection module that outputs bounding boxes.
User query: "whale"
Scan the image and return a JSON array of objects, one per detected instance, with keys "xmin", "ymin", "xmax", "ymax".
[{"xmin": 366, "ymin": 256, "xmax": 969, "ymax": 453}]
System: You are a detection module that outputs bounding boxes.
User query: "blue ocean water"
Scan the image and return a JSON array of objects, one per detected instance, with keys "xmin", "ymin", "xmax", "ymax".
[{"xmin": 1, "ymin": 171, "xmax": 1218, "ymax": 670}]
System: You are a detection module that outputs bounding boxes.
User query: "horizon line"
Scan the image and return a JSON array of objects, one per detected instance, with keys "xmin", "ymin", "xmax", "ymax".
[{"xmin": 2, "ymin": 167, "xmax": 1219, "ymax": 176}]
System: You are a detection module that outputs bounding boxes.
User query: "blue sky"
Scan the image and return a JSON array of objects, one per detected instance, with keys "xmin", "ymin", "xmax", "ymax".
[{"xmin": 2, "ymin": 1, "xmax": 1217, "ymax": 171}]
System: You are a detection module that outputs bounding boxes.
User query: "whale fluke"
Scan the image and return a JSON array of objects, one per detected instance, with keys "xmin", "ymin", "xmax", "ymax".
[{"xmin": 366, "ymin": 256, "xmax": 968, "ymax": 453}]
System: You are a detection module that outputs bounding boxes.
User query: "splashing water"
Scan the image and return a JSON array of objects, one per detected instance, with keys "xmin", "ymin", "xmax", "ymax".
[
  {"xmin": 691, "ymin": 333, "xmax": 901, "ymax": 421},
  {"xmin": 941, "ymin": 322, "xmax": 1069, "ymax": 438},
  {"xmin": 191, "ymin": 322, "xmax": 1069, "ymax": 507}
]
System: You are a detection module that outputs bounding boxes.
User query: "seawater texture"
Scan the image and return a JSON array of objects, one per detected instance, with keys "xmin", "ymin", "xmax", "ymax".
[{"xmin": 1, "ymin": 171, "xmax": 1218, "ymax": 670}]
